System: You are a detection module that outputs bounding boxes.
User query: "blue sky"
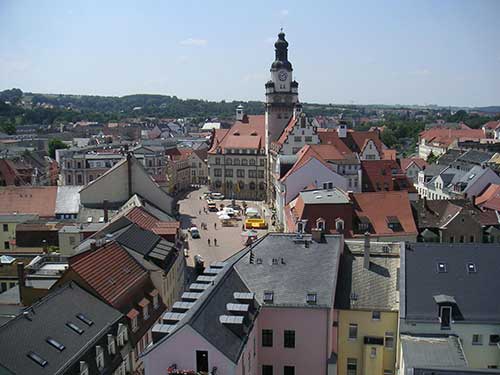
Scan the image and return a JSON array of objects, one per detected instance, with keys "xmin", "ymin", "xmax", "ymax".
[{"xmin": 1, "ymin": 0, "xmax": 499, "ymax": 107}]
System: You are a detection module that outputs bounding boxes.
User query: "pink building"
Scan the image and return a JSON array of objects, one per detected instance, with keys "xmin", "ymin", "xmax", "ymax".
[{"xmin": 142, "ymin": 233, "xmax": 343, "ymax": 375}]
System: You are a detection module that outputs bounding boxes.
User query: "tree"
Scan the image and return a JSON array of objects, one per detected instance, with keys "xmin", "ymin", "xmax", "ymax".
[
  {"xmin": 48, "ymin": 138, "xmax": 69, "ymax": 158},
  {"xmin": 426, "ymin": 151, "xmax": 438, "ymax": 164}
]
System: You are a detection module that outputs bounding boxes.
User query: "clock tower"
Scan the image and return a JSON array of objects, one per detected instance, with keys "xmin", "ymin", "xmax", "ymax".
[{"xmin": 265, "ymin": 30, "xmax": 299, "ymax": 147}]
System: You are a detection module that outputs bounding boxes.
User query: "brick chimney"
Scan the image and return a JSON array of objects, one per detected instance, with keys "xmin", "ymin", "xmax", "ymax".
[{"xmin": 311, "ymin": 228, "xmax": 323, "ymax": 243}]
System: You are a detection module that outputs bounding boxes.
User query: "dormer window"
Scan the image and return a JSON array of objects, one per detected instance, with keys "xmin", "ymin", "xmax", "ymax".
[
  {"xmin": 316, "ymin": 218, "xmax": 325, "ymax": 231},
  {"xmin": 306, "ymin": 293, "xmax": 317, "ymax": 304},
  {"xmin": 95, "ymin": 345, "xmax": 104, "ymax": 369},
  {"xmin": 437, "ymin": 262, "xmax": 447, "ymax": 273},
  {"xmin": 335, "ymin": 218, "xmax": 344, "ymax": 232},
  {"xmin": 467, "ymin": 263, "xmax": 476, "ymax": 273},
  {"xmin": 440, "ymin": 306, "xmax": 452, "ymax": 329},
  {"xmin": 107, "ymin": 334, "xmax": 116, "ymax": 355}
]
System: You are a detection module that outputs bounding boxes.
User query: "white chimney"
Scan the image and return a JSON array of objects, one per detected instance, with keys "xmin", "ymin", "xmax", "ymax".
[
  {"xmin": 236, "ymin": 105, "xmax": 244, "ymax": 121},
  {"xmin": 337, "ymin": 123, "xmax": 347, "ymax": 139}
]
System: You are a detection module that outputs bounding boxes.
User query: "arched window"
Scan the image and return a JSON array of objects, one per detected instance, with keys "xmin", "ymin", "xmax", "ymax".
[
  {"xmin": 242, "ymin": 159, "xmax": 248, "ymax": 166},
  {"xmin": 249, "ymin": 182, "xmax": 256, "ymax": 190},
  {"xmin": 239, "ymin": 181, "xmax": 245, "ymax": 190},
  {"xmin": 316, "ymin": 218, "xmax": 326, "ymax": 231},
  {"xmin": 249, "ymin": 159, "xmax": 256, "ymax": 166},
  {"xmin": 335, "ymin": 218, "xmax": 344, "ymax": 232},
  {"xmin": 234, "ymin": 158, "xmax": 240, "ymax": 166}
]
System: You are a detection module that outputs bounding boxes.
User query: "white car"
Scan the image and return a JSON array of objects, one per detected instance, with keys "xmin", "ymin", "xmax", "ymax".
[{"xmin": 210, "ymin": 193, "xmax": 225, "ymax": 200}]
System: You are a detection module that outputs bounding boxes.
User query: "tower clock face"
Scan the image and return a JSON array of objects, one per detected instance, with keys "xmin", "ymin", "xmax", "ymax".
[{"xmin": 278, "ymin": 70, "xmax": 288, "ymax": 81}]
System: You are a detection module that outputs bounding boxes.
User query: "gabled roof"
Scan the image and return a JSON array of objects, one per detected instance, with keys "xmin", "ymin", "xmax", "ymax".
[
  {"xmin": 208, "ymin": 115, "xmax": 265, "ymax": 154},
  {"xmin": 400, "ymin": 157, "xmax": 428, "ymax": 171},
  {"xmin": 402, "ymin": 243, "xmax": 500, "ymax": 322},
  {"xmin": 275, "ymin": 116, "xmax": 298, "ymax": 148},
  {"xmin": 0, "ymin": 282, "xmax": 122, "ymax": 375},
  {"xmin": 69, "ymin": 241, "xmax": 148, "ymax": 307},
  {"xmin": 419, "ymin": 127, "xmax": 484, "ymax": 147},
  {"xmin": 482, "ymin": 120, "xmax": 500, "ymax": 130},
  {"xmin": 352, "ymin": 191, "xmax": 417, "ymax": 237},
  {"xmin": 361, "ymin": 159, "xmax": 406, "ymax": 192},
  {"xmin": 475, "ymin": 183, "xmax": 500, "ymax": 211},
  {"xmin": 0, "ymin": 187, "xmax": 57, "ymax": 217},
  {"xmin": 346, "ymin": 130, "xmax": 385, "ymax": 154}
]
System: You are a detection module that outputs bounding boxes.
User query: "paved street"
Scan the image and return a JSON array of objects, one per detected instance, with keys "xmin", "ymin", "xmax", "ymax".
[{"xmin": 178, "ymin": 186, "xmax": 271, "ymax": 269}]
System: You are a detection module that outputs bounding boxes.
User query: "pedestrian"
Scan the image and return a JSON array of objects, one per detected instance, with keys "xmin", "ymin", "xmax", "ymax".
[
  {"xmin": 214, "ymin": 222, "xmax": 217, "ymax": 230},
  {"xmin": 242, "ymin": 223, "xmax": 245, "ymax": 230},
  {"xmin": 214, "ymin": 238, "xmax": 217, "ymax": 247},
  {"xmin": 208, "ymin": 238, "xmax": 211, "ymax": 247}
]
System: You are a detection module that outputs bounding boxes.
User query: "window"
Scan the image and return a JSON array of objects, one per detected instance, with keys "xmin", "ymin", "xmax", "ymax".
[
  {"xmin": 27, "ymin": 351, "xmax": 48, "ymax": 368},
  {"xmin": 96, "ymin": 345, "xmax": 104, "ymax": 369},
  {"xmin": 262, "ymin": 365, "xmax": 273, "ymax": 375},
  {"xmin": 249, "ymin": 182, "xmax": 256, "ymax": 190},
  {"xmin": 225, "ymin": 169, "xmax": 233, "ymax": 177},
  {"xmin": 66, "ymin": 322, "xmax": 84, "ymax": 335},
  {"xmin": 262, "ymin": 329, "xmax": 273, "ymax": 347},
  {"xmin": 46, "ymin": 337, "xmax": 65, "ymax": 351},
  {"xmin": 472, "ymin": 334, "xmax": 483, "ymax": 345},
  {"xmin": 77, "ymin": 313, "xmax": 94, "ymax": 326},
  {"xmin": 489, "ymin": 334, "xmax": 500, "ymax": 345},
  {"xmin": 370, "ymin": 347, "xmax": 377, "ymax": 358},
  {"xmin": 107, "ymin": 334, "xmax": 116, "ymax": 355},
  {"xmin": 459, "ymin": 235, "xmax": 465, "ymax": 243},
  {"xmin": 437, "ymin": 262, "xmax": 447, "ymax": 273},
  {"xmin": 242, "ymin": 159, "xmax": 248, "ymax": 166},
  {"xmin": 234, "ymin": 158, "xmax": 240, "ymax": 165},
  {"xmin": 260, "ymin": 159, "xmax": 265, "ymax": 166},
  {"xmin": 440, "ymin": 306, "xmax": 452, "ymax": 329},
  {"xmin": 263, "ymin": 291, "xmax": 274, "ymax": 303},
  {"xmin": 284, "ymin": 330, "xmax": 295, "ymax": 348},
  {"xmin": 372, "ymin": 311, "xmax": 381, "ymax": 320},
  {"xmin": 4, "ymin": 241, "xmax": 10, "ymax": 250},
  {"xmin": 237, "ymin": 169, "xmax": 245, "ymax": 178},
  {"xmin": 226, "ymin": 158, "xmax": 232, "ymax": 165},
  {"xmin": 249, "ymin": 170, "xmax": 256, "ymax": 178},
  {"xmin": 348, "ymin": 324, "xmax": 358, "ymax": 340},
  {"xmin": 258, "ymin": 170, "xmax": 265, "ymax": 178},
  {"xmin": 284, "ymin": 366, "xmax": 295, "ymax": 375},
  {"xmin": 384, "ymin": 371, "xmax": 394, "ymax": 375},
  {"xmin": 249, "ymin": 159, "xmax": 256, "ymax": 166},
  {"xmin": 449, "ymin": 236, "xmax": 454, "ymax": 243},
  {"xmin": 469, "ymin": 235, "xmax": 474, "ymax": 242},
  {"xmin": 131, "ymin": 316, "xmax": 138, "ymax": 332},
  {"xmin": 215, "ymin": 157, "xmax": 220, "ymax": 165},
  {"xmin": 2, "ymin": 224, "xmax": 7, "ymax": 232},
  {"xmin": 305, "ymin": 136, "xmax": 312, "ymax": 142},
  {"xmin": 294, "ymin": 136, "xmax": 301, "ymax": 142},
  {"xmin": 214, "ymin": 168, "xmax": 222, "ymax": 177},
  {"xmin": 306, "ymin": 293, "xmax": 317, "ymax": 304},
  {"xmin": 347, "ymin": 358, "xmax": 357, "ymax": 375},
  {"xmin": 385, "ymin": 332, "xmax": 394, "ymax": 349},
  {"xmin": 80, "ymin": 361, "xmax": 89, "ymax": 375},
  {"xmin": 117, "ymin": 323, "xmax": 128, "ymax": 346}
]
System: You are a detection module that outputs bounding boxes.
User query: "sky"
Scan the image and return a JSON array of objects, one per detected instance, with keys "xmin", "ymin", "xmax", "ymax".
[{"xmin": 1, "ymin": 0, "xmax": 499, "ymax": 107}]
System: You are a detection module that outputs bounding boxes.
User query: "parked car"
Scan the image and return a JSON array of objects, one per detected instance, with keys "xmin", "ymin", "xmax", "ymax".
[
  {"xmin": 207, "ymin": 200, "xmax": 218, "ymax": 212},
  {"xmin": 189, "ymin": 226, "xmax": 200, "ymax": 238},
  {"xmin": 210, "ymin": 192, "xmax": 225, "ymax": 200}
]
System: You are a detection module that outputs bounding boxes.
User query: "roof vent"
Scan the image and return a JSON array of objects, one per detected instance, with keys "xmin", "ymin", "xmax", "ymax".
[{"xmin": 256, "ymin": 257, "xmax": 263, "ymax": 264}]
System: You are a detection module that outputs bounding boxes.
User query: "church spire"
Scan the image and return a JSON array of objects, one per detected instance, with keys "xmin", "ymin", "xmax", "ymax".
[{"xmin": 271, "ymin": 30, "xmax": 292, "ymax": 71}]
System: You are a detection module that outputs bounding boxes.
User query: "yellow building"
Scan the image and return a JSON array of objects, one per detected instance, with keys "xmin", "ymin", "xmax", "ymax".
[
  {"xmin": 336, "ymin": 239, "xmax": 401, "ymax": 375},
  {"xmin": 0, "ymin": 214, "xmax": 38, "ymax": 252}
]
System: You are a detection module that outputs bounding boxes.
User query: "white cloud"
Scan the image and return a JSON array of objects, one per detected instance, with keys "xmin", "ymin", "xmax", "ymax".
[
  {"xmin": 280, "ymin": 9, "xmax": 289, "ymax": 17},
  {"xmin": 179, "ymin": 38, "xmax": 208, "ymax": 46}
]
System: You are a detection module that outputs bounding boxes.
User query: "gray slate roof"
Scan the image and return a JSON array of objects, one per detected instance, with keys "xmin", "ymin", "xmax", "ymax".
[
  {"xmin": 235, "ymin": 234, "xmax": 342, "ymax": 308},
  {"xmin": 402, "ymin": 243, "xmax": 500, "ymax": 322},
  {"xmin": 114, "ymin": 223, "xmax": 161, "ymax": 256},
  {"xmin": 336, "ymin": 242, "xmax": 400, "ymax": 311},
  {"xmin": 0, "ymin": 282, "xmax": 122, "ymax": 375},
  {"xmin": 300, "ymin": 188, "xmax": 350, "ymax": 205},
  {"xmin": 401, "ymin": 334, "xmax": 467, "ymax": 374}
]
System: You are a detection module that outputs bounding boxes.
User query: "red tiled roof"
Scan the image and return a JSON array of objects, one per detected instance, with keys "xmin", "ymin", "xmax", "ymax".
[
  {"xmin": 483, "ymin": 120, "xmax": 500, "ymax": 130},
  {"xmin": 475, "ymin": 184, "xmax": 500, "ymax": 211},
  {"xmin": 124, "ymin": 206, "xmax": 180, "ymax": 236},
  {"xmin": 208, "ymin": 115, "xmax": 265, "ymax": 154},
  {"xmin": 70, "ymin": 241, "xmax": 148, "ymax": 307},
  {"xmin": 280, "ymin": 145, "xmax": 339, "ymax": 182},
  {"xmin": 347, "ymin": 130, "xmax": 384, "ymax": 154},
  {"xmin": 382, "ymin": 149, "xmax": 397, "ymax": 160},
  {"xmin": 361, "ymin": 160, "xmax": 405, "ymax": 192},
  {"xmin": 0, "ymin": 186, "xmax": 57, "ymax": 217},
  {"xmin": 419, "ymin": 128, "xmax": 484, "ymax": 146},
  {"xmin": 352, "ymin": 191, "xmax": 417, "ymax": 237},
  {"xmin": 275, "ymin": 117, "xmax": 298, "ymax": 147},
  {"xmin": 400, "ymin": 157, "xmax": 428, "ymax": 171},
  {"xmin": 138, "ymin": 297, "xmax": 150, "ymax": 307},
  {"xmin": 317, "ymin": 129, "xmax": 353, "ymax": 154}
]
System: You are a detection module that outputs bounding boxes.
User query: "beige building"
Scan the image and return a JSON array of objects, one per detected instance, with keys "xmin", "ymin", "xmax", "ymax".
[
  {"xmin": 0, "ymin": 214, "xmax": 38, "ymax": 251},
  {"xmin": 165, "ymin": 148, "xmax": 192, "ymax": 194},
  {"xmin": 207, "ymin": 114, "xmax": 267, "ymax": 200},
  {"xmin": 189, "ymin": 148, "xmax": 208, "ymax": 185},
  {"xmin": 336, "ymin": 238, "xmax": 401, "ymax": 375}
]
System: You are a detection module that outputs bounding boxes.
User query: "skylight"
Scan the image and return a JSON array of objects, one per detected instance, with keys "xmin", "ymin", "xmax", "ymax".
[
  {"xmin": 46, "ymin": 337, "xmax": 65, "ymax": 352},
  {"xmin": 437, "ymin": 262, "xmax": 447, "ymax": 273},
  {"xmin": 27, "ymin": 351, "xmax": 48, "ymax": 368},
  {"xmin": 66, "ymin": 322, "xmax": 84, "ymax": 335},
  {"xmin": 77, "ymin": 313, "xmax": 94, "ymax": 326}
]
